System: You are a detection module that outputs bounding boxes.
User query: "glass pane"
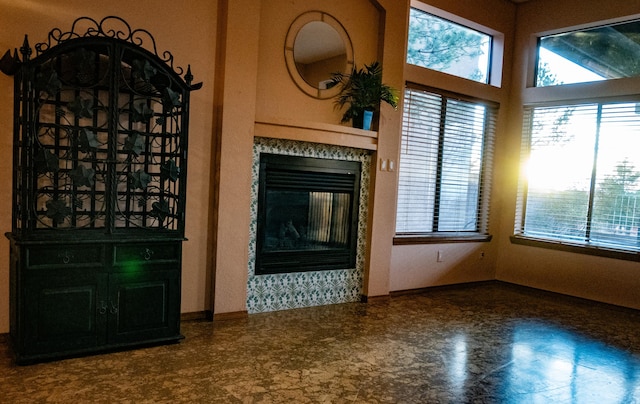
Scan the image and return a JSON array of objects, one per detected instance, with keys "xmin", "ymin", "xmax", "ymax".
[
  {"xmin": 264, "ymin": 190, "xmax": 352, "ymax": 252},
  {"xmin": 524, "ymin": 105, "xmax": 598, "ymax": 240},
  {"xmin": 537, "ymin": 19, "xmax": 640, "ymax": 87},
  {"xmin": 407, "ymin": 8, "xmax": 492, "ymax": 84},
  {"xmin": 438, "ymin": 100, "xmax": 485, "ymax": 231},
  {"xmin": 591, "ymin": 103, "xmax": 640, "ymax": 249}
]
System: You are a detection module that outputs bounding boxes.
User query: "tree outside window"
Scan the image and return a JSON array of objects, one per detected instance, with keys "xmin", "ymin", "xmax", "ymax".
[
  {"xmin": 407, "ymin": 8, "xmax": 492, "ymax": 84},
  {"xmin": 518, "ymin": 102, "xmax": 640, "ymax": 251}
]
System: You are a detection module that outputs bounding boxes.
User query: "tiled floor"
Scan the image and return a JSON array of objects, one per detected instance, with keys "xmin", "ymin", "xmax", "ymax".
[{"xmin": 2, "ymin": 282, "xmax": 640, "ymax": 403}]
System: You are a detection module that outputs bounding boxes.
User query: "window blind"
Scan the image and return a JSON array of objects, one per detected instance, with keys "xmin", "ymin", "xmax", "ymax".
[
  {"xmin": 396, "ymin": 85, "xmax": 496, "ymax": 235},
  {"xmin": 516, "ymin": 101, "xmax": 640, "ymax": 252}
]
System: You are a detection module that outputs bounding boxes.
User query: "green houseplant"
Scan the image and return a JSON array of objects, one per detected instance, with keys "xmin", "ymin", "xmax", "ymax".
[{"xmin": 331, "ymin": 61, "xmax": 399, "ymax": 129}]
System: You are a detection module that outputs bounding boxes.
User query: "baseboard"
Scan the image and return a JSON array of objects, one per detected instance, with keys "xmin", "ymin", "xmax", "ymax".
[
  {"xmin": 390, "ymin": 280, "xmax": 497, "ymax": 297},
  {"xmin": 181, "ymin": 309, "xmax": 248, "ymax": 321},
  {"xmin": 360, "ymin": 294, "xmax": 390, "ymax": 303},
  {"xmin": 361, "ymin": 281, "xmax": 496, "ymax": 302},
  {"xmin": 213, "ymin": 311, "xmax": 249, "ymax": 321},
  {"xmin": 495, "ymin": 280, "xmax": 640, "ymax": 314},
  {"xmin": 180, "ymin": 311, "xmax": 211, "ymax": 321}
]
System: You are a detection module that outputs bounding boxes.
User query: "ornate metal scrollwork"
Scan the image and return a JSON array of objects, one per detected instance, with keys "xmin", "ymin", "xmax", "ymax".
[
  {"xmin": 36, "ymin": 16, "xmax": 185, "ymax": 78},
  {"xmin": 3, "ymin": 16, "xmax": 201, "ymax": 234}
]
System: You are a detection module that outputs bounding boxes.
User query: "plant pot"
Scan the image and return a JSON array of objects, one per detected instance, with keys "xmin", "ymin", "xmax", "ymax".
[
  {"xmin": 362, "ymin": 110, "xmax": 373, "ymax": 130},
  {"xmin": 352, "ymin": 109, "xmax": 374, "ymax": 130}
]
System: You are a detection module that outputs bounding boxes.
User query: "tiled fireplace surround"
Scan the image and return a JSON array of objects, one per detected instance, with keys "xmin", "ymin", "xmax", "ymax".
[{"xmin": 247, "ymin": 137, "xmax": 371, "ymax": 313}]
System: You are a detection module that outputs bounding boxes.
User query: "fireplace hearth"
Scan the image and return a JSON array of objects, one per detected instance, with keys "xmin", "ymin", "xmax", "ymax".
[{"xmin": 255, "ymin": 153, "xmax": 361, "ymax": 275}]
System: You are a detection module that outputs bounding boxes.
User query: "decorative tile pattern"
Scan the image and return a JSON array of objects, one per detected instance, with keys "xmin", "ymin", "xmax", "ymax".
[{"xmin": 247, "ymin": 137, "xmax": 371, "ymax": 313}]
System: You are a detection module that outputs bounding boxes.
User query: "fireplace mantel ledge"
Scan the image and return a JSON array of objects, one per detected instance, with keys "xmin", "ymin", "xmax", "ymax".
[{"xmin": 254, "ymin": 118, "xmax": 378, "ymax": 150}]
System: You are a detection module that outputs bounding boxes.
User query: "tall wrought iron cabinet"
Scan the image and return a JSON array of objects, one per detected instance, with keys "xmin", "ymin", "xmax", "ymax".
[{"xmin": 1, "ymin": 17, "xmax": 201, "ymax": 364}]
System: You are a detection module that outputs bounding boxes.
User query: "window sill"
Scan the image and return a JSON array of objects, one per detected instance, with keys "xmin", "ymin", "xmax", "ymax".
[
  {"xmin": 393, "ymin": 233, "xmax": 492, "ymax": 245},
  {"xmin": 510, "ymin": 235, "xmax": 640, "ymax": 262}
]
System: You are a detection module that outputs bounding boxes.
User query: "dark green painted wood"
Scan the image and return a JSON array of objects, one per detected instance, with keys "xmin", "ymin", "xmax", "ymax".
[{"xmin": 3, "ymin": 17, "xmax": 198, "ymax": 364}]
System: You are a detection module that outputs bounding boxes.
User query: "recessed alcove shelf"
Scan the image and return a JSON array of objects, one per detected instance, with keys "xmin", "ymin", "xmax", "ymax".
[{"xmin": 254, "ymin": 118, "xmax": 378, "ymax": 150}]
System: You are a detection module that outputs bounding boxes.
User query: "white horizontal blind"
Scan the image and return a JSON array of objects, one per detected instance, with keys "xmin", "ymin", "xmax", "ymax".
[
  {"xmin": 396, "ymin": 85, "xmax": 496, "ymax": 234},
  {"xmin": 517, "ymin": 101, "xmax": 640, "ymax": 252},
  {"xmin": 396, "ymin": 89, "xmax": 440, "ymax": 233}
]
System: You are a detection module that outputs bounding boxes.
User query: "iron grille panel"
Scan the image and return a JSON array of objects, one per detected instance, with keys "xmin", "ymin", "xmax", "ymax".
[{"xmin": 7, "ymin": 20, "xmax": 200, "ymax": 236}]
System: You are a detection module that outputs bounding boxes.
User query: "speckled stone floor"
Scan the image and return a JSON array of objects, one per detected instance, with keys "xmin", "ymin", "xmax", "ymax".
[{"xmin": 2, "ymin": 282, "xmax": 640, "ymax": 403}]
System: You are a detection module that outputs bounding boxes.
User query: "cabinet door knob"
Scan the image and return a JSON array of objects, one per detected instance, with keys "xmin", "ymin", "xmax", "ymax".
[
  {"xmin": 58, "ymin": 250, "xmax": 74, "ymax": 264},
  {"xmin": 142, "ymin": 248, "xmax": 154, "ymax": 261},
  {"xmin": 98, "ymin": 301, "xmax": 107, "ymax": 315}
]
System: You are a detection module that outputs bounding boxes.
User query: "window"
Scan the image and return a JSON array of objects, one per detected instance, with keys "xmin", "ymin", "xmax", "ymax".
[
  {"xmin": 536, "ymin": 19, "xmax": 640, "ymax": 87},
  {"xmin": 515, "ymin": 101, "xmax": 640, "ymax": 253},
  {"xmin": 407, "ymin": 7, "xmax": 492, "ymax": 84},
  {"xmin": 395, "ymin": 85, "xmax": 496, "ymax": 241}
]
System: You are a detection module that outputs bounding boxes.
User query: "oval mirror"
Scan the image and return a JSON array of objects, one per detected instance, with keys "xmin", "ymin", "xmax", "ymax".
[{"xmin": 285, "ymin": 12, "xmax": 353, "ymax": 99}]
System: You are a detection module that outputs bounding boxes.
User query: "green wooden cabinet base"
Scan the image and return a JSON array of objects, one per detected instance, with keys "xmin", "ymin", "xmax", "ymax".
[{"xmin": 8, "ymin": 237, "xmax": 184, "ymax": 365}]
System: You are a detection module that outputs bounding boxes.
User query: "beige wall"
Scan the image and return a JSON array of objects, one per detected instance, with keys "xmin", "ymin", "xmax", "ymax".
[
  {"xmin": 212, "ymin": 0, "xmax": 408, "ymax": 313},
  {"xmin": 255, "ymin": 0, "xmax": 380, "ymax": 125},
  {"xmin": 389, "ymin": 0, "xmax": 517, "ymax": 292},
  {"xmin": 495, "ymin": 0, "xmax": 640, "ymax": 309},
  {"xmin": 210, "ymin": 0, "xmax": 260, "ymax": 315},
  {"xmin": 0, "ymin": 0, "xmax": 218, "ymax": 333}
]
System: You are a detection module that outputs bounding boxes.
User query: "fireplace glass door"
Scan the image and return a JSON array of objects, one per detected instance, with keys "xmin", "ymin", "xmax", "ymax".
[{"xmin": 256, "ymin": 154, "xmax": 361, "ymax": 275}]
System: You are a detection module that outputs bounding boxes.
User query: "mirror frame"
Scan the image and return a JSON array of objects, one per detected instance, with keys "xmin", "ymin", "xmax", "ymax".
[{"xmin": 285, "ymin": 11, "xmax": 354, "ymax": 99}]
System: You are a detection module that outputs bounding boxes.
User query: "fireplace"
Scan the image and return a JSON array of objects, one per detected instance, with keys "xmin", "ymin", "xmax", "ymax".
[
  {"xmin": 255, "ymin": 153, "xmax": 361, "ymax": 275},
  {"xmin": 247, "ymin": 138, "xmax": 370, "ymax": 313}
]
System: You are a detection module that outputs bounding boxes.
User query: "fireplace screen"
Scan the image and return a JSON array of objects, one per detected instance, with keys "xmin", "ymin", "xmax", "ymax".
[{"xmin": 256, "ymin": 154, "xmax": 361, "ymax": 275}]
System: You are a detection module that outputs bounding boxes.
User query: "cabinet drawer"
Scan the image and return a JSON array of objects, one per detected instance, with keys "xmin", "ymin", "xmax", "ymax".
[
  {"xmin": 113, "ymin": 243, "xmax": 181, "ymax": 268},
  {"xmin": 26, "ymin": 245, "xmax": 104, "ymax": 268}
]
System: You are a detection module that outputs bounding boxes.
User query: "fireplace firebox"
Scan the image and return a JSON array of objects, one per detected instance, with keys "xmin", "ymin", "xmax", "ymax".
[{"xmin": 255, "ymin": 153, "xmax": 361, "ymax": 275}]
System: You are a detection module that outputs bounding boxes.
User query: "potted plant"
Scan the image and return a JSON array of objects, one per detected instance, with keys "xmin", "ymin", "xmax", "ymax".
[{"xmin": 331, "ymin": 61, "xmax": 399, "ymax": 130}]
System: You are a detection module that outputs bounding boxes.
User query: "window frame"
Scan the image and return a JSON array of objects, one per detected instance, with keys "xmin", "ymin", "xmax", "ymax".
[
  {"xmin": 525, "ymin": 13, "xmax": 640, "ymax": 90},
  {"xmin": 394, "ymin": 83, "xmax": 496, "ymax": 245},
  {"xmin": 407, "ymin": 7, "xmax": 493, "ymax": 85},
  {"xmin": 513, "ymin": 99, "xmax": 640, "ymax": 260},
  {"xmin": 515, "ymin": 15, "xmax": 640, "ymax": 260},
  {"xmin": 534, "ymin": 18, "xmax": 640, "ymax": 88},
  {"xmin": 408, "ymin": 1, "xmax": 505, "ymax": 88}
]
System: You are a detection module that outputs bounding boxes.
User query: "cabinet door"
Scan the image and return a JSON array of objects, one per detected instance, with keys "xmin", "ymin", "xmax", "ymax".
[
  {"xmin": 23, "ymin": 272, "xmax": 108, "ymax": 356},
  {"xmin": 108, "ymin": 269, "xmax": 180, "ymax": 345}
]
